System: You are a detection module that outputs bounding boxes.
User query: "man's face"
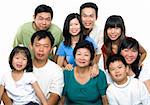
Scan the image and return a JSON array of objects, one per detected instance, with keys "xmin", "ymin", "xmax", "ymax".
[
  {"xmin": 81, "ymin": 7, "xmax": 97, "ymax": 30},
  {"xmin": 34, "ymin": 12, "xmax": 52, "ymax": 30},
  {"xmin": 31, "ymin": 37, "xmax": 52, "ymax": 62}
]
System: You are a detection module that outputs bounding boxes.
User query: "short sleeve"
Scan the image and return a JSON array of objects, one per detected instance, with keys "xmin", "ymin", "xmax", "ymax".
[
  {"xmin": 97, "ymin": 70, "xmax": 108, "ymax": 96},
  {"xmin": 56, "ymin": 42, "xmax": 66, "ymax": 56},
  {"xmin": 49, "ymin": 66, "xmax": 64, "ymax": 96},
  {"xmin": 26, "ymin": 72, "xmax": 37, "ymax": 84},
  {"xmin": 106, "ymin": 87, "xmax": 119, "ymax": 105},
  {"xmin": 85, "ymin": 36, "xmax": 98, "ymax": 51}
]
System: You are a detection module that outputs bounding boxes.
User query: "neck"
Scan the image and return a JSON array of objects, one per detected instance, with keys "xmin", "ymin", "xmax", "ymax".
[
  {"xmin": 116, "ymin": 77, "xmax": 128, "ymax": 85},
  {"xmin": 33, "ymin": 58, "xmax": 48, "ymax": 68},
  {"xmin": 71, "ymin": 35, "xmax": 80, "ymax": 47},
  {"xmin": 75, "ymin": 66, "xmax": 90, "ymax": 74},
  {"xmin": 83, "ymin": 28, "xmax": 92, "ymax": 35}
]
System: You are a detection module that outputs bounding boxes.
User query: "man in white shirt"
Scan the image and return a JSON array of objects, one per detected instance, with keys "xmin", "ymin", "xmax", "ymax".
[
  {"xmin": 30, "ymin": 30, "xmax": 64, "ymax": 105},
  {"xmin": 80, "ymin": 2, "xmax": 103, "ymax": 63}
]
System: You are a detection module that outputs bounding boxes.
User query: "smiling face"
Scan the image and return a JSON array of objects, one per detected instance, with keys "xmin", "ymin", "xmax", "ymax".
[
  {"xmin": 75, "ymin": 48, "xmax": 91, "ymax": 68},
  {"xmin": 109, "ymin": 60, "xmax": 127, "ymax": 85},
  {"xmin": 31, "ymin": 37, "xmax": 52, "ymax": 62},
  {"xmin": 81, "ymin": 7, "xmax": 96, "ymax": 30},
  {"xmin": 69, "ymin": 18, "xmax": 81, "ymax": 36},
  {"xmin": 34, "ymin": 12, "xmax": 52, "ymax": 30},
  {"xmin": 120, "ymin": 48, "xmax": 138, "ymax": 64},
  {"xmin": 12, "ymin": 52, "xmax": 27, "ymax": 71},
  {"xmin": 107, "ymin": 27, "xmax": 122, "ymax": 41}
]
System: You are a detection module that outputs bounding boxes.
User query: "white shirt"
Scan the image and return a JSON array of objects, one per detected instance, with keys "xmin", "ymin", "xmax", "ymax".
[
  {"xmin": 0, "ymin": 71, "xmax": 38, "ymax": 105},
  {"xmin": 106, "ymin": 77, "xmax": 150, "ymax": 105},
  {"xmin": 33, "ymin": 60, "xmax": 64, "ymax": 98},
  {"xmin": 89, "ymin": 24, "xmax": 103, "ymax": 54}
]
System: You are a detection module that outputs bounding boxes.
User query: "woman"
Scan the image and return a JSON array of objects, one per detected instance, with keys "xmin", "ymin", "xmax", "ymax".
[
  {"xmin": 56, "ymin": 13, "xmax": 98, "ymax": 70},
  {"xmin": 118, "ymin": 37, "xmax": 150, "ymax": 93},
  {"xmin": 60, "ymin": 40, "xmax": 108, "ymax": 105}
]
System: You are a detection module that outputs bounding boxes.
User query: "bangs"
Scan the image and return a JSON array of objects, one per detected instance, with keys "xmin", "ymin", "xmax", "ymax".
[
  {"xmin": 106, "ymin": 20, "xmax": 122, "ymax": 28},
  {"xmin": 122, "ymin": 40, "xmax": 139, "ymax": 51}
]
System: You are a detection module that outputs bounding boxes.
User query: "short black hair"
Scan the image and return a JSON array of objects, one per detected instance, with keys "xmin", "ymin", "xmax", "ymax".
[
  {"xmin": 73, "ymin": 40, "xmax": 95, "ymax": 61},
  {"xmin": 34, "ymin": 4, "xmax": 53, "ymax": 19},
  {"xmin": 80, "ymin": 2, "xmax": 98, "ymax": 19},
  {"xmin": 31, "ymin": 30, "xmax": 54, "ymax": 47},
  {"xmin": 9, "ymin": 46, "xmax": 33, "ymax": 72},
  {"xmin": 106, "ymin": 54, "xmax": 127, "ymax": 73}
]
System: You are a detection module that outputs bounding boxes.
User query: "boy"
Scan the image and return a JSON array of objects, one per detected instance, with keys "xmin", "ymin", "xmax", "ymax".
[{"xmin": 106, "ymin": 54, "xmax": 150, "ymax": 105}]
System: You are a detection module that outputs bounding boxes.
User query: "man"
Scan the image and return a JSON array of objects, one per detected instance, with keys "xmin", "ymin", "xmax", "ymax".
[
  {"xmin": 13, "ymin": 4, "xmax": 63, "ymax": 61},
  {"xmin": 30, "ymin": 30, "xmax": 64, "ymax": 105},
  {"xmin": 2, "ymin": 30, "xmax": 64, "ymax": 105},
  {"xmin": 80, "ymin": 2, "xmax": 103, "ymax": 63}
]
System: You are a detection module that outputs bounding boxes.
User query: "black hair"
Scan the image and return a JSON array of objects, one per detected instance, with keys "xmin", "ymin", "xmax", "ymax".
[
  {"xmin": 106, "ymin": 54, "xmax": 127, "ymax": 73},
  {"xmin": 34, "ymin": 4, "xmax": 53, "ymax": 20},
  {"xmin": 63, "ymin": 13, "xmax": 85, "ymax": 46},
  {"xmin": 73, "ymin": 40, "xmax": 95, "ymax": 61},
  {"xmin": 104, "ymin": 15, "xmax": 126, "ymax": 56},
  {"xmin": 31, "ymin": 30, "xmax": 54, "ymax": 47},
  {"xmin": 9, "ymin": 46, "xmax": 33, "ymax": 72},
  {"xmin": 80, "ymin": 2, "xmax": 98, "ymax": 19},
  {"xmin": 118, "ymin": 37, "xmax": 140, "ymax": 78}
]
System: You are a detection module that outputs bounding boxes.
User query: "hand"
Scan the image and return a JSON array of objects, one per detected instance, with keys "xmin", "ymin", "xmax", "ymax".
[
  {"xmin": 64, "ymin": 64, "xmax": 73, "ymax": 71},
  {"xmin": 90, "ymin": 64, "xmax": 99, "ymax": 78}
]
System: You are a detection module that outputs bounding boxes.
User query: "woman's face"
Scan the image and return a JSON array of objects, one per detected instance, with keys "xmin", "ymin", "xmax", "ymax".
[
  {"xmin": 121, "ymin": 48, "xmax": 138, "ymax": 64},
  {"xmin": 107, "ymin": 27, "xmax": 122, "ymax": 41},
  {"xmin": 75, "ymin": 48, "xmax": 91, "ymax": 67},
  {"xmin": 69, "ymin": 18, "xmax": 81, "ymax": 36}
]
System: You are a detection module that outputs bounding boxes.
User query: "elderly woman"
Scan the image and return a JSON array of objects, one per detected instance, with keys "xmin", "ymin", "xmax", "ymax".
[{"xmin": 60, "ymin": 40, "xmax": 108, "ymax": 105}]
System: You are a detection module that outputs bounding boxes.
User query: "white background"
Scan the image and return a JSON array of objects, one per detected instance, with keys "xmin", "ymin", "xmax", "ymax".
[{"xmin": 0, "ymin": 0, "xmax": 149, "ymax": 73}]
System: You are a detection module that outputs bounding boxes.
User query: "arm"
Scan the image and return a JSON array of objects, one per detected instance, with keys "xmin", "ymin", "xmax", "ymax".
[
  {"xmin": 90, "ymin": 54, "xmax": 101, "ymax": 78},
  {"xmin": 101, "ymin": 95, "xmax": 108, "ymax": 105},
  {"xmin": 58, "ymin": 96, "xmax": 65, "ymax": 105},
  {"xmin": 32, "ymin": 82, "xmax": 48, "ymax": 105},
  {"xmin": 47, "ymin": 93, "xmax": 60, "ymax": 105},
  {"xmin": 47, "ymin": 67, "xmax": 64, "ymax": 105},
  {"xmin": 0, "ymin": 85, "xmax": 4, "ymax": 101},
  {"xmin": 139, "ymin": 44, "xmax": 147, "ymax": 65},
  {"xmin": 57, "ymin": 56, "xmax": 65, "ymax": 67},
  {"xmin": 1, "ymin": 90, "xmax": 12, "ymax": 105}
]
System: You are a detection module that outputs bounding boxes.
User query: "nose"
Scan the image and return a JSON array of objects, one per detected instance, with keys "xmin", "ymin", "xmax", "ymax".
[
  {"xmin": 111, "ymin": 28, "xmax": 115, "ymax": 33},
  {"xmin": 39, "ymin": 46, "xmax": 44, "ymax": 52},
  {"xmin": 42, "ymin": 19, "xmax": 46, "ymax": 25}
]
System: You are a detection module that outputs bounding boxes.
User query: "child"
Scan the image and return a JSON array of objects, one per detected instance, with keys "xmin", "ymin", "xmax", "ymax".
[
  {"xmin": 106, "ymin": 54, "xmax": 150, "ymax": 105},
  {"xmin": 0, "ymin": 46, "xmax": 48, "ymax": 105}
]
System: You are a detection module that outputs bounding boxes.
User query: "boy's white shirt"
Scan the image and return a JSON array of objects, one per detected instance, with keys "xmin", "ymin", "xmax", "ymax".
[{"xmin": 107, "ymin": 77, "xmax": 150, "ymax": 105}]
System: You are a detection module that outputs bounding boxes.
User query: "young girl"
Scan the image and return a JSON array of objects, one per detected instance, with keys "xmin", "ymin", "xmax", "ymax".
[
  {"xmin": 0, "ymin": 46, "xmax": 48, "ymax": 105},
  {"xmin": 101, "ymin": 15, "xmax": 147, "ymax": 70}
]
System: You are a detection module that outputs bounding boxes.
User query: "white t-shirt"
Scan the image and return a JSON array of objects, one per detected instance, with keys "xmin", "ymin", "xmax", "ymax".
[
  {"xmin": 106, "ymin": 77, "xmax": 150, "ymax": 105},
  {"xmin": 33, "ymin": 60, "xmax": 64, "ymax": 99},
  {"xmin": 0, "ymin": 71, "xmax": 38, "ymax": 105},
  {"xmin": 89, "ymin": 23, "xmax": 103, "ymax": 55}
]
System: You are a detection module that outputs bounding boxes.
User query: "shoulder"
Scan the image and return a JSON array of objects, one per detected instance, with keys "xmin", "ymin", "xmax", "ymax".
[
  {"xmin": 18, "ymin": 22, "xmax": 33, "ymax": 31},
  {"xmin": 48, "ymin": 60, "xmax": 63, "ymax": 72},
  {"xmin": 49, "ymin": 23, "xmax": 62, "ymax": 32},
  {"xmin": 98, "ymin": 69, "xmax": 106, "ymax": 78}
]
